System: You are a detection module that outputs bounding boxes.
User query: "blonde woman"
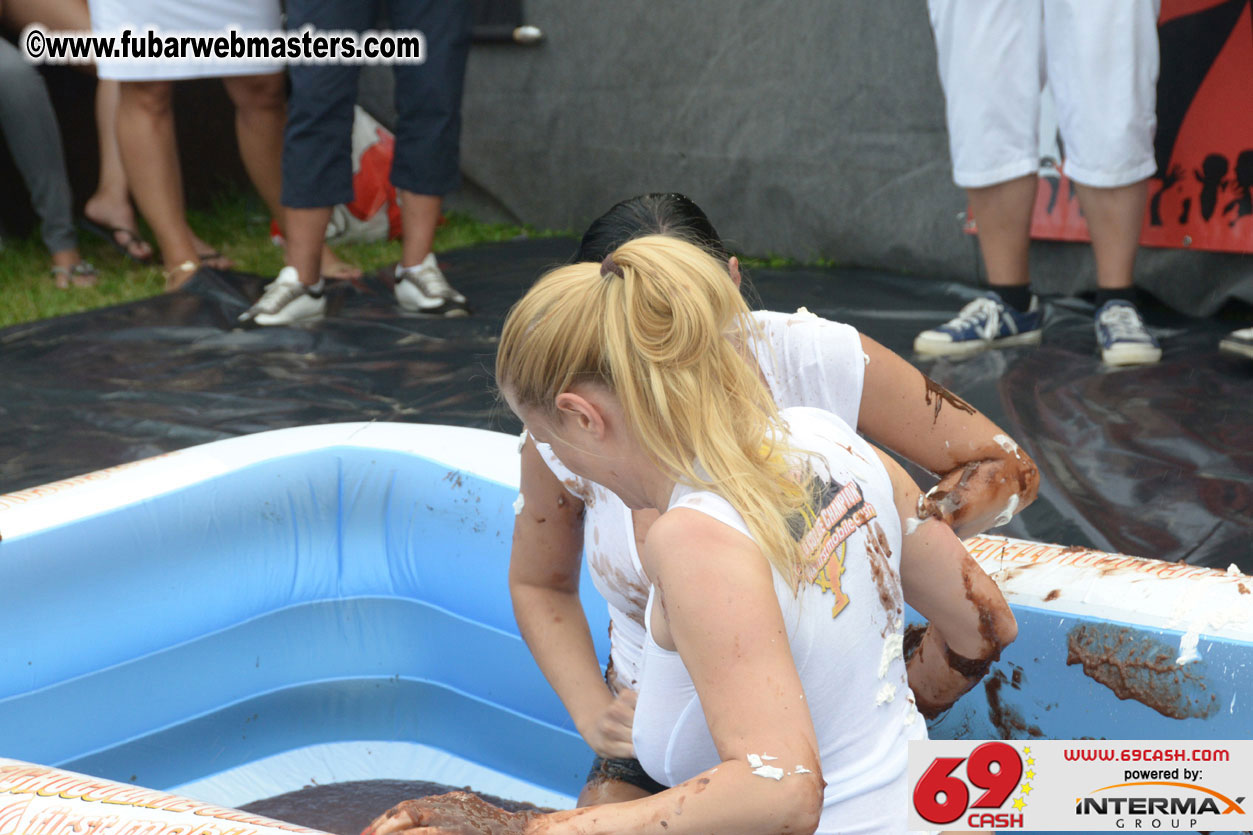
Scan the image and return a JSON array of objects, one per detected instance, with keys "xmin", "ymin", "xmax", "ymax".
[
  {"xmin": 512, "ymin": 194, "xmax": 1037, "ymax": 808},
  {"xmin": 366, "ymin": 236, "xmax": 1017, "ymax": 834}
]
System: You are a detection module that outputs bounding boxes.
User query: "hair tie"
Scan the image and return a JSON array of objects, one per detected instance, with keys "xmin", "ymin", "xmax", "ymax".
[{"xmin": 600, "ymin": 254, "xmax": 625, "ymax": 279}]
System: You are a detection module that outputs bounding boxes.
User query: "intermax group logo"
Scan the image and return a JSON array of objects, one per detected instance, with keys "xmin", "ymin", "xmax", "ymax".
[{"xmin": 1075, "ymin": 780, "xmax": 1246, "ymax": 830}]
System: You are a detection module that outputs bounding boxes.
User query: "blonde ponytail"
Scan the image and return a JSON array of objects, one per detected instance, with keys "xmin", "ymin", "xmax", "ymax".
[{"xmin": 498, "ymin": 235, "xmax": 812, "ymax": 587}]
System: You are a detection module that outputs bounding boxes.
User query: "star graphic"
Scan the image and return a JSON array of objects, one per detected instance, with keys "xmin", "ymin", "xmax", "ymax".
[
  {"xmin": 1022, "ymin": 747, "xmax": 1031, "ymax": 755},
  {"xmin": 1026, "ymin": 757, "xmax": 1035, "ymax": 766},
  {"xmin": 1020, "ymin": 783, "xmax": 1033, "ymax": 795},
  {"xmin": 1025, "ymin": 770, "xmax": 1035, "ymax": 780},
  {"xmin": 1012, "ymin": 796, "xmax": 1027, "ymax": 811}
]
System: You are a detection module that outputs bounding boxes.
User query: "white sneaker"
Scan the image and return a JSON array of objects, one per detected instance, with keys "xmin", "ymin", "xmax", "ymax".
[
  {"xmin": 238, "ymin": 267, "xmax": 326, "ymax": 327},
  {"xmin": 395, "ymin": 253, "xmax": 470, "ymax": 317}
]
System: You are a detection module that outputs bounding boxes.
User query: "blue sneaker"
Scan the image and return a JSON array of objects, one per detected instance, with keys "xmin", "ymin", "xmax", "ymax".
[
  {"xmin": 1095, "ymin": 300, "xmax": 1161, "ymax": 365},
  {"xmin": 913, "ymin": 292, "xmax": 1042, "ymax": 357}
]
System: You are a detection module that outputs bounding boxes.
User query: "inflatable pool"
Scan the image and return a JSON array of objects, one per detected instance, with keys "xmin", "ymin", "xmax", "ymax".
[{"xmin": 1, "ymin": 423, "xmax": 1250, "ymax": 814}]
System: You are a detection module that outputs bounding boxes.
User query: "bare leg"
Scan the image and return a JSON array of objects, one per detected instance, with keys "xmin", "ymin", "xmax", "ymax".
[
  {"xmin": 1, "ymin": 0, "xmax": 88, "ymax": 30},
  {"xmin": 83, "ymin": 79, "xmax": 153, "ymax": 261},
  {"xmin": 221, "ymin": 73, "xmax": 359, "ymax": 280},
  {"xmin": 284, "ymin": 207, "xmax": 332, "ymax": 287},
  {"xmin": 51, "ymin": 250, "xmax": 82, "ymax": 269},
  {"xmin": 392, "ymin": 188, "xmax": 467, "ymax": 315},
  {"xmin": 398, "ymin": 189, "xmax": 442, "ymax": 267},
  {"xmin": 913, "ymin": 175, "xmax": 1039, "ymax": 354},
  {"xmin": 221, "ymin": 73, "xmax": 286, "ymax": 220},
  {"xmin": 115, "ymin": 80, "xmax": 200, "ymax": 285},
  {"xmin": 1077, "ymin": 179, "xmax": 1157, "ymax": 364},
  {"xmin": 1073, "ymin": 180, "xmax": 1147, "ymax": 290},
  {"xmin": 49, "ymin": 247, "xmax": 99, "ymax": 287},
  {"xmin": 965, "ymin": 174, "xmax": 1038, "ymax": 288}
]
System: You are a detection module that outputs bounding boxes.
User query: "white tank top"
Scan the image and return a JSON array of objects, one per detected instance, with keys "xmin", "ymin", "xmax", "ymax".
[
  {"xmin": 632, "ymin": 408, "xmax": 926, "ymax": 835},
  {"xmin": 535, "ymin": 310, "xmax": 867, "ymax": 692}
]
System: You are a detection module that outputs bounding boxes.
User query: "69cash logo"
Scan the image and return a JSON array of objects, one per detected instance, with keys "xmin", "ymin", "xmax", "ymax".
[{"xmin": 912, "ymin": 741, "xmax": 1035, "ymax": 829}]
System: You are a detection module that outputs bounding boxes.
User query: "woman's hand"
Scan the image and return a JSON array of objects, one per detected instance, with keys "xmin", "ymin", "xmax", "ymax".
[
  {"xmin": 915, "ymin": 451, "xmax": 1037, "ymax": 538},
  {"xmin": 362, "ymin": 793, "xmax": 541, "ymax": 835},
  {"xmin": 580, "ymin": 687, "xmax": 637, "ymax": 759}
]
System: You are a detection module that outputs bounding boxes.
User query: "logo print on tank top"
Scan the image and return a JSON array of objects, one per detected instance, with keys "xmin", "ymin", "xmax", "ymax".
[{"xmin": 790, "ymin": 476, "xmax": 878, "ymax": 619}]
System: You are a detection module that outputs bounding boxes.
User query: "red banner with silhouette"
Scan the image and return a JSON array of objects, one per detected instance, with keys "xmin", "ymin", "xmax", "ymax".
[{"xmin": 1026, "ymin": 0, "xmax": 1253, "ymax": 253}]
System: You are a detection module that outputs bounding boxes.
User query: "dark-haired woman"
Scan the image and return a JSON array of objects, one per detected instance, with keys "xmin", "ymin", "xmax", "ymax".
[{"xmin": 504, "ymin": 194, "xmax": 1037, "ymax": 808}]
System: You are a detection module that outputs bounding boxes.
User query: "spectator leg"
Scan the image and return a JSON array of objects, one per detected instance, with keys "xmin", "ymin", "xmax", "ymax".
[
  {"xmin": 1074, "ymin": 181, "xmax": 1148, "ymax": 290},
  {"xmin": 222, "ymin": 72, "xmax": 287, "ymax": 224},
  {"xmin": 116, "ymin": 79, "xmax": 199, "ymax": 271},
  {"xmin": 281, "ymin": 0, "xmax": 373, "ymax": 285},
  {"xmin": 966, "ymin": 175, "xmax": 1038, "ymax": 289},
  {"xmin": 0, "ymin": 40, "xmax": 78, "ymax": 257},
  {"xmin": 388, "ymin": 0, "xmax": 472, "ymax": 267}
]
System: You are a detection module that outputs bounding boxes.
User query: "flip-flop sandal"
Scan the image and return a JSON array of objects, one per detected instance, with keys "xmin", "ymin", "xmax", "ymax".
[
  {"xmin": 78, "ymin": 218, "xmax": 153, "ymax": 264},
  {"xmin": 198, "ymin": 250, "xmax": 234, "ymax": 269},
  {"xmin": 50, "ymin": 261, "xmax": 99, "ymax": 289}
]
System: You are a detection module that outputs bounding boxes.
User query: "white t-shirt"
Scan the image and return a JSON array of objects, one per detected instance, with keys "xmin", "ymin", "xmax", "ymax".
[
  {"xmin": 534, "ymin": 309, "xmax": 867, "ymax": 692},
  {"xmin": 632, "ymin": 407, "xmax": 925, "ymax": 835}
]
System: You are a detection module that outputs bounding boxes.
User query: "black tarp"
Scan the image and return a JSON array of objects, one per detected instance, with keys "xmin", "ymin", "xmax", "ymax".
[{"xmin": 2, "ymin": 237, "xmax": 1249, "ymax": 569}]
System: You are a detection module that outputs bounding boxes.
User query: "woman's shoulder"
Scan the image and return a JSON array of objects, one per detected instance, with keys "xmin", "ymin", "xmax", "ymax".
[
  {"xmin": 645, "ymin": 503, "xmax": 760, "ymax": 576},
  {"xmin": 750, "ymin": 307, "xmax": 858, "ymax": 338}
]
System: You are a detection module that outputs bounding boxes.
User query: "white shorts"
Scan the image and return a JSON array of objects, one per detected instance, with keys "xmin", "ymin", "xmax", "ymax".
[
  {"xmin": 928, "ymin": 0, "xmax": 1160, "ymax": 189},
  {"xmin": 89, "ymin": 0, "xmax": 282, "ymax": 81}
]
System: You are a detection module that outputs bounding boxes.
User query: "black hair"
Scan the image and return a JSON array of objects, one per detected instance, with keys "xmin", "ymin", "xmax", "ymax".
[{"xmin": 576, "ymin": 193, "xmax": 730, "ymax": 262}]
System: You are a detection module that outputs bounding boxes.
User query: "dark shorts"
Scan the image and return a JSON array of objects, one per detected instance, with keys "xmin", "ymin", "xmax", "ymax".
[
  {"xmin": 584, "ymin": 755, "xmax": 668, "ymax": 796},
  {"xmin": 282, "ymin": 0, "xmax": 471, "ymax": 207}
]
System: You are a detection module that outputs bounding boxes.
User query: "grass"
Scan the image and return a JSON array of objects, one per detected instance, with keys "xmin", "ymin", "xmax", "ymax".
[
  {"xmin": 0, "ymin": 190, "xmax": 853, "ymax": 329},
  {"xmin": 740, "ymin": 253, "xmax": 839, "ymax": 271},
  {"xmin": 0, "ymin": 190, "xmax": 569, "ymax": 329}
]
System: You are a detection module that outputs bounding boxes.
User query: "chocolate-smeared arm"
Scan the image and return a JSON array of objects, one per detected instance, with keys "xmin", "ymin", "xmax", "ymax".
[
  {"xmin": 873, "ymin": 446, "xmax": 1018, "ymax": 715},
  {"xmin": 916, "ymin": 440, "xmax": 1040, "ymax": 538},
  {"xmin": 856, "ymin": 335, "xmax": 1039, "ymax": 538},
  {"xmin": 905, "ymin": 623, "xmax": 1003, "ymax": 719},
  {"xmin": 363, "ymin": 792, "xmax": 540, "ymax": 835}
]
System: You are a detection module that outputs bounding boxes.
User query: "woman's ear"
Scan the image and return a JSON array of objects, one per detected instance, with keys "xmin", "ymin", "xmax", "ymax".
[
  {"xmin": 554, "ymin": 391, "xmax": 608, "ymax": 439},
  {"xmin": 728, "ymin": 256, "xmax": 742, "ymax": 290}
]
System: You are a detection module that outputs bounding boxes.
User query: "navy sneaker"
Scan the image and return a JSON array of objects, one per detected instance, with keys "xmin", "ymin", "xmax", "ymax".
[
  {"xmin": 1095, "ymin": 300, "xmax": 1161, "ymax": 365},
  {"xmin": 914, "ymin": 292, "xmax": 1042, "ymax": 357},
  {"xmin": 1219, "ymin": 326, "xmax": 1253, "ymax": 360}
]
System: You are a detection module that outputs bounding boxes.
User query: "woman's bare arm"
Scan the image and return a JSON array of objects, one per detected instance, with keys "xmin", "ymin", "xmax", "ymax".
[
  {"xmin": 509, "ymin": 437, "xmax": 633, "ymax": 758},
  {"xmin": 873, "ymin": 446, "xmax": 1018, "ymax": 717},
  {"xmin": 514, "ymin": 510, "xmax": 824, "ymax": 835},
  {"xmin": 857, "ymin": 334, "xmax": 1039, "ymax": 538}
]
